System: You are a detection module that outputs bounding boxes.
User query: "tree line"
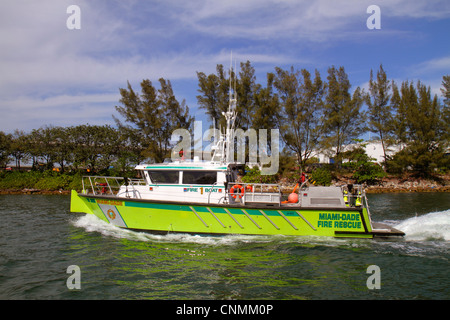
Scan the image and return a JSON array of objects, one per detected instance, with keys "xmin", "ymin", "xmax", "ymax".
[
  {"xmin": 0, "ymin": 124, "xmax": 142, "ymax": 174},
  {"xmin": 0, "ymin": 62, "xmax": 449, "ymax": 177},
  {"xmin": 196, "ymin": 62, "xmax": 449, "ymax": 176}
]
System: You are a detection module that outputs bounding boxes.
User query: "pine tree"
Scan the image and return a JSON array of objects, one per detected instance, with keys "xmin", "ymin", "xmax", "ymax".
[
  {"xmin": 196, "ymin": 64, "xmax": 231, "ymax": 129},
  {"xmin": 322, "ymin": 66, "xmax": 366, "ymax": 164},
  {"xmin": 389, "ymin": 80, "xmax": 447, "ymax": 175},
  {"xmin": 366, "ymin": 65, "xmax": 393, "ymax": 164},
  {"xmin": 273, "ymin": 67, "xmax": 325, "ymax": 172},
  {"xmin": 441, "ymin": 75, "xmax": 450, "ymax": 107},
  {"xmin": 252, "ymin": 72, "xmax": 280, "ymax": 152},
  {"xmin": 114, "ymin": 78, "xmax": 193, "ymax": 163},
  {"xmin": 237, "ymin": 61, "xmax": 257, "ymax": 130},
  {"xmin": 441, "ymin": 75, "xmax": 450, "ymax": 141}
]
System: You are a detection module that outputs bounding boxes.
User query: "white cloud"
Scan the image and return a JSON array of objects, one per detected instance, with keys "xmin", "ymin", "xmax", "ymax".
[
  {"xmin": 169, "ymin": 0, "xmax": 450, "ymax": 41},
  {"xmin": 416, "ymin": 56, "xmax": 450, "ymax": 72},
  {"xmin": 0, "ymin": 0, "xmax": 449, "ymax": 132}
]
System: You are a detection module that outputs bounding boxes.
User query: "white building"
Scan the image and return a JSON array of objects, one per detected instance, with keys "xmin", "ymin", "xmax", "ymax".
[{"xmin": 314, "ymin": 140, "xmax": 401, "ymax": 164}]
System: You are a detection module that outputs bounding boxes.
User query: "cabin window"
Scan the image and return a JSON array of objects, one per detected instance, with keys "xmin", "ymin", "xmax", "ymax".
[
  {"xmin": 183, "ymin": 171, "xmax": 217, "ymax": 185},
  {"xmin": 148, "ymin": 171, "xmax": 179, "ymax": 184}
]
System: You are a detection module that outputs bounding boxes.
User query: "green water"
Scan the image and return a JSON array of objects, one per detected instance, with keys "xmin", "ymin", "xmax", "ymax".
[{"xmin": 0, "ymin": 193, "xmax": 448, "ymax": 300}]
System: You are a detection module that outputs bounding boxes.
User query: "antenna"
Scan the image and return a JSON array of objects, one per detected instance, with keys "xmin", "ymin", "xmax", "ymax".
[
  {"xmin": 234, "ymin": 59, "xmax": 237, "ymax": 100},
  {"xmin": 229, "ymin": 51, "xmax": 233, "ymax": 102},
  {"xmin": 228, "ymin": 51, "xmax": 237, "ymax": 112}
]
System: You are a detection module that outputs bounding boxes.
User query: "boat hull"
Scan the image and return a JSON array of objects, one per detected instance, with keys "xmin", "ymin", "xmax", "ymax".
[{"xmin": 70, "ymin": 190, "xmax": 382, "ymax": 239}]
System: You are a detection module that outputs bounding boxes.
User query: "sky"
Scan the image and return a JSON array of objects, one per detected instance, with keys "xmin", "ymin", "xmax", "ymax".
[{"xmin": 1, "ymin": 0, "xmax": 449, "ymax": 134}]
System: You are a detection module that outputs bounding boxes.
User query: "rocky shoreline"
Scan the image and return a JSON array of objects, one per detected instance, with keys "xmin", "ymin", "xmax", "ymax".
[
  {"xmin": 344, "ymin": 175, "xmax": 449, "ymax": 194},
  {"xmin": 0, "ymin": 188, "xmax": 72, "ymax": 195},
  {"xmin": 1, "ymin": 180, "xmax": 449, "ymax": 196},
  {"xmin": 279, "ymin": 174, "xmax": 450, "ymax": 194}
]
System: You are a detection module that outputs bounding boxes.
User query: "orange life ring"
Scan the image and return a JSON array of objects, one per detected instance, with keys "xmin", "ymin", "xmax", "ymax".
[
  {"xmin": 230, "ymin": 184, "xmax": 253, "ymax": 199},
  {"xmin": 107, "ymin": 209, "xmax": 116, "ymax": 220},
  {"xmin": 230, "ymin": 184, "xmax": 244, "ymax": 199}
]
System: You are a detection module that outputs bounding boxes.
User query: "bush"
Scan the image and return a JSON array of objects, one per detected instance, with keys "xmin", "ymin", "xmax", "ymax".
[
  {"xmin": 341, "ymin": 143, "xmax": 387, "ymax": 184},
  {"xmin": 0, "ymin": 171, "xmax": 41, "ymax": 189},
  {"xmin": 310, "ymin": 167, "xmax": 332, "ymax": 186},
  {"xmin": 0, "ymin": 170, "xmax": 83, "ymax": 191},
  {"xmin": 352, "ymin": 162, "xmax": 386, "ymax": 184},
  {"xmin": 241, "ymin": 166, "xmax": 278, "ymax": 184}
]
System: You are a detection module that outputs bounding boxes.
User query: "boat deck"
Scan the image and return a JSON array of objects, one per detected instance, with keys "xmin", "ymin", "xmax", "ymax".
[{"xmin": 371, "ymin": 222, "xmax": 405, "ymax": 237}]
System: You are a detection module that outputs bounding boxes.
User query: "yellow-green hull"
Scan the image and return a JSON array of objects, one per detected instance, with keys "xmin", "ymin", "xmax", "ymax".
[{"xmin": 70, "ymin": 190, "xmax": 378, "ymax": 239}]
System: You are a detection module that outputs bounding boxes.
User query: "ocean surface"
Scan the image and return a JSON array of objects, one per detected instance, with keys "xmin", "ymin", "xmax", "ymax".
[{"xmin": 0, "ymin": 192, "xmax": 448, "ymax": 300}]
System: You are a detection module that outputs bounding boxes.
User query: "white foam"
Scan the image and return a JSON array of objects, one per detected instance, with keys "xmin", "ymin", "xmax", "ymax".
[
  {"xmin": 72, "ymin": 214, "xmax": 151, "ymax": 241},
  {"xmin": 394, "ymin": 210, "xmax": 450, "ymax": 241},
  {"xmin": 71, "ymin": 214, "xmax": 271, "ymax": 246},
  {"xmin": 72, "ymin": 209, "xmax": 450, "ymax": 246}
]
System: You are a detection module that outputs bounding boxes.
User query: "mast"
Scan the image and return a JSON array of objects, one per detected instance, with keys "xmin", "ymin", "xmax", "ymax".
[
  {"xmin": 225, "ymin": 54, "xmax": 237, "ymax": 164},
  {"xmin": 210, "ymin": 53, "xmax": 238, "ymax": 165}
]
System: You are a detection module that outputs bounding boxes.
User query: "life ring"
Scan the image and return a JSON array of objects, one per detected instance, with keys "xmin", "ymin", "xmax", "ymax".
[
  {"xmin": 230, "ymin": 184, "xmax": 253, "ymax": 199},
  {"xmin": 107, "ymin": 209, "xmax": 116, "ymax": 220},
  {"xmin": 230, "ymin": 184, "xmax": 244, "ymax": 199}
]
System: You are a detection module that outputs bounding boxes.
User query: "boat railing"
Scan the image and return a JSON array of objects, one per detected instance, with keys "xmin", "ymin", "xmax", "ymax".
[
  {"xmin": 339, "ymin": 184, "xmax": 369, "ymax": 209},
  {"xmin": 81, "ymin": 176, "xmax": 146, "ymax": 198},
  {"xmin": 227, "ymin": 182, "xmax": 282, "ymax": 205}
]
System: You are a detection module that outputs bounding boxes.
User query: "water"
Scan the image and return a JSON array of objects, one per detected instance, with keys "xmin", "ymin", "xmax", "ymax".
[{"xmin": 0, "ymin": 193, "xmax": 448, "ymax": 300}]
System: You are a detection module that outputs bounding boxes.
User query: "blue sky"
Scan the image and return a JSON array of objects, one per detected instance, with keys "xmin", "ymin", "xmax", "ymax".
[{"xmin": 1, "ymin": 0, "xmax": 449, "ymax": 134}]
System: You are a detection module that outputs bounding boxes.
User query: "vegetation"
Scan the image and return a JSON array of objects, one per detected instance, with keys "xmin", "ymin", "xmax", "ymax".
[
  {"xmin": 322, "ymin": 66, "xmax": 367, "ymax": 163},
  {"xmin": 273, "ymin": 67, "xmax": 324, "ymax": 173},
  {"xmin": 0, "ymin": 171, "xmax": 83, "ymax": 192},
  {"xmin": 0, "ymin": 63, "xmax": 449, "ymax": 191},
  {"xmin": 366, "ymin": 64, "xmax": 394, "ymax": 163},
  {"xmin": 341, "ymin": 141, "xmax": 387, "ymax": 184},
  {"xmin": 310, "ymin": 167, "xmax": 333, "ymax": 186},
  {"xmin": 114, "ymin": 79, "xmax": 194, "ymax": 163},
  {"xmin": 241, "ymin": 166, "xmax": 278, "ymax": 184}
]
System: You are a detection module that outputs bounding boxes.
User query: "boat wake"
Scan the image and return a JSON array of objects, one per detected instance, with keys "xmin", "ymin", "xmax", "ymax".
[
  {"xmin": 71, "ymin": 213, "xmax": 275, "ymax": 246},
  {"xmin": 71, "ymin": 209, "xmax": 450, "ymax": 248},
  {"xmin": 390, "ymin": 209, "xmax": 450, "ymax": 241}
]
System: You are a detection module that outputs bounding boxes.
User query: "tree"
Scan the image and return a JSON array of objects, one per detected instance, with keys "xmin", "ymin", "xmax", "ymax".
[
  {"xmin": 273, "ymin": 67, "xmax": 325, "ymax": 172},
  {"xmin": 196, "ymin": 64, "xmax": 231, "ymax": 129},
  {"xmin": 389, "ymin": 80, "xmax": 447, "ymax": 175},
  {"xmin": 441, "ymin": 75, "xmax": 450, "ymax": 141},
  {"xmin": 236, "ymin": 61, "xmax": 257, "ymax": 130},
  {"xmin": 10, "ymin": 130, "xmax": 30, "ymax": 170},
  {"xmin": 0, "ymin": 131, "xmax": 12, "ymax": 168},
  {"xmin": 197, "ymin": 61, "xmax": 258, "ymax": 131},
  {"xmin": 366, "ymin": 65, "xmax": 394, "ymax": 164},
  {"xmin": 322, "ymin": 66, "xmax": 366, "ymax": 164},
  {"xmin": 112, "ymin": 127, "xmax": 145, "ymax": 175},
  {"xmin": 252, "ymin": 72, "xmax": 280, "ymax": 147},
  {"xmin": 115, "ymin": 78, "xmax": 193, "ymax": 163},
  {"xmin": 342, "ymin": 140, "xmax": 386, "ymax": 184},
  {"xmin": 52, "ymin": 126, "xmax": 73, "ymax": 173},
  {"xmin": 29, "ymin": 126, "xmax": 61, "ymax": 171},
  {"xmin": 441, "ymin": 75, "xmax": 450, "ymax": 107},
  {"xmin": 157, "ymin": 78, "xmax": 194, "ymax": 162}
]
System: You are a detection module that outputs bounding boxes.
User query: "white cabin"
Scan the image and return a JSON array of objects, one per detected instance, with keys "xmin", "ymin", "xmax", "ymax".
[{"xmin": 116, "ymin": 161, "xmax": 246, "ymax": 204}]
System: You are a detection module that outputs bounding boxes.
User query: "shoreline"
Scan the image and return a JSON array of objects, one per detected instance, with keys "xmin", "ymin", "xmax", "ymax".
[
  {"xmin": 1, "ymin": 172, "xmax": 448, "ymax": 195},
  {"xmin": 1, "ymin": 185, "xmax": 448, "ymax": 195}
]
